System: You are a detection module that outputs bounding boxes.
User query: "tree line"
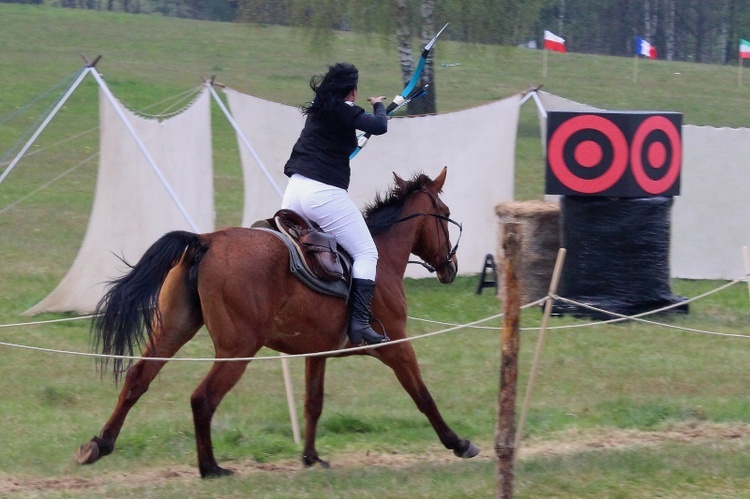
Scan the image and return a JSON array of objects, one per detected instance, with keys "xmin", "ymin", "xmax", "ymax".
[
  {"xmin": 11, "ymin": 0, "xmax": 750, "ymax": 65},
  {"xmin": 10, "ymin": 0, "xmax": 750, "ymax": 114}
]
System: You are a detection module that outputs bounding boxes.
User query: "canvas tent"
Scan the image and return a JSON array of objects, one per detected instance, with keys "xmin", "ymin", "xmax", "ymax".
[
  {"xmin": 13, "ymin": 70, "xmax": 519, "ymax": 314},
  {"xmin": 23, "ymin": 79, "xmax": 214, "ymax": 315},
  {"xmin": 14, "ymin": 73, "xmax": 750, "ymax": 315}
]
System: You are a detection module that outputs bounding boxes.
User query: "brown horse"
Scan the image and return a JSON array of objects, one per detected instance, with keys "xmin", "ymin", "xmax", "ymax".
[{"xmin": 75, "ymin": 167, "xmax": 479, "ymax": 478}]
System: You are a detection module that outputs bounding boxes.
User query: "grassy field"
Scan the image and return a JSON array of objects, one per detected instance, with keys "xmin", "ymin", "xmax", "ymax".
[{"xmin": 2, "ymin": 4, "xmax": 750, "ymax": 497}]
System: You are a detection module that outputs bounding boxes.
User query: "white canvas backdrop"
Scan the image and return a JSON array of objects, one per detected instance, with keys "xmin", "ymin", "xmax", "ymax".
[
  {"xmin": 672, "ymin": 125, "xmax": 750, "ymax": 279},
  {"xmin": 225, "ymin": 88, "xmax": 520, "ymax": 278},
  {"xmin": 532, "ymin": 91, "xmax": 750, "ymax": 280},
  {"xmin": 25, "ymin": 87, "xmax": 214, "ymax": 314}
]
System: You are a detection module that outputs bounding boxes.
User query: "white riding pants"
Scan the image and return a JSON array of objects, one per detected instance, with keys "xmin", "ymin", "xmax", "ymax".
[{"xmin": 281, "ymin": 174, "xmax": 378, "ymax": 281}]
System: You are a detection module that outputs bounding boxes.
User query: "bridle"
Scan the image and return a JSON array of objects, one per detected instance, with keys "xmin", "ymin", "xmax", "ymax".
[{"xmin": 394, "ymin": 188, "xmax": 462, "ymax": 273}]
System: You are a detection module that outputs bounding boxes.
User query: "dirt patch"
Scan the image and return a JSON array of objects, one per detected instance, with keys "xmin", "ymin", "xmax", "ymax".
[
  {"xmin": 517, "ymin": 421, "xmax": 750, "ymax": 459},
  {"xmin": 3, "ymin": 421, "xmax": 749, "ymax": 495}
]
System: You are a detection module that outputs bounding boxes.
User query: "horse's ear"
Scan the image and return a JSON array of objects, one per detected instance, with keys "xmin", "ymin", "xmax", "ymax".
[
  {"xmin": 429, "ymin": 167, "xmax": 448, "ymax": 193},
  {"xmin": 393, "ymin": 171, "xmax": 408, "ymax": 190}
]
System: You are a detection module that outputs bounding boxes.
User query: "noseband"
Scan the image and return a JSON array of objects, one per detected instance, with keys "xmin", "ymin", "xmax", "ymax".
[{"xmin": 393, "ymin": 188, "xmax": 462, "ymax": 273}]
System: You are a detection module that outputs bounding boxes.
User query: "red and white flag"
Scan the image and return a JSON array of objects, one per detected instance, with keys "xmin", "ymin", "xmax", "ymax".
[{"xmin": 544, "ymin": 30, "xmax": 566, "ymax": 53}]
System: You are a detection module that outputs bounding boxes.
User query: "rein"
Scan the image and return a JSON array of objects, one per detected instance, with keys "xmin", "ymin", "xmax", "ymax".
[{"xmin": 393, "ymin": 190, "xmax": 462, "ymax": 273}]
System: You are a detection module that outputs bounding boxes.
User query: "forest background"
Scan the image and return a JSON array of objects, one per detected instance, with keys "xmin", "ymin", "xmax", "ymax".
[{"xmin": 5, "ymin": 0, "xmax": 749, "ymax": 66}]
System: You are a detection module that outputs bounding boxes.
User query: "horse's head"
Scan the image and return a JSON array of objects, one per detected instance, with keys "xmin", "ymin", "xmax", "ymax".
[{"xmin": 394, "ymin": 167, "xmax": 461, "ymax": 284}]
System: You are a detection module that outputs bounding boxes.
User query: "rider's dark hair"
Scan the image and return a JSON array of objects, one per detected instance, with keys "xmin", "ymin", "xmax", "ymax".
[{"xmin": 301, "ymin": 62, "xmax": 358, "ymax": 116}]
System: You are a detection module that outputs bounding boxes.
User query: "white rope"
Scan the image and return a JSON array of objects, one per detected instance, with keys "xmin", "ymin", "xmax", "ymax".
[
  {"xmin": 1, "ymin": 85, "xmax": 208, "ymax": 215},
  {"xmin": 531, "ymin": 276, "xmax": 746, "ymax": 331},
  {"xmin": 0, "ymin": 276, "xmax": 746, "ymax": 359},
  {"xmin": 406, "ymin": 296, "xmax": 546, "ymax": 329},
  {"xmin": 554, "ymin": 296, "xmax": 750, "ymax": 339},
  {"xmin": 0, "ymin": 311, "xmax": 503, "ymax": 362},
  {"xmin": 121, "ymin": 87, "xmax": 203, "ymax": 120},
  {"xmin": 0, "ymin": 152, "xmax": 98, "ymax": 216},
  {"xmin": 0, "ymin": 127, "xmax": 98, "ymax": 169},
  {"xmin": 0, "ymin": 314, "xmax": 96, "ymax": 328}
]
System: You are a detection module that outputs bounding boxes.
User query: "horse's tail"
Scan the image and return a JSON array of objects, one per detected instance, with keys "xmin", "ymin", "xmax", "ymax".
[{"xmin": 92, "ymin": 230, "xmax": 206, "ymax": 380}]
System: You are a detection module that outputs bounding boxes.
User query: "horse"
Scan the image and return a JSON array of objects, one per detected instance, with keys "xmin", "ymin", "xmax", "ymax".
[{"xmin": 75, "ymin": 167, "xmax": 479, "ymax": 478}]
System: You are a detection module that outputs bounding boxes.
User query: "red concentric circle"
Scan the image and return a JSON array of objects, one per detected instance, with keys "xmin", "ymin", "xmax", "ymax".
[
  {"xmin": 548, "ymin": 115, "xmax": 629, "ymax": 194},
  {"xmin": 630, "ymin": 116, "xmax": 681, "ymax": 195}
]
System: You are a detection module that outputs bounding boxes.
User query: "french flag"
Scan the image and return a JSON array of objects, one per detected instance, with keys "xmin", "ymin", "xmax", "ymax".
[
  {"xmin": 544, "ymin": 30, "xmax": 566, "ymax": 53},
  {"xmin": 635, "ymin": 37, "xmax": 657, "ymax": 59}
]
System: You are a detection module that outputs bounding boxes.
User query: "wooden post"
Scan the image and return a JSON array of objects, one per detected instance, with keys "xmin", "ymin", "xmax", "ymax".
[
  {"xmin": 743, "ymin": 246, "xmax": 750, "ymax": 299},
  {"xmin": 740, "ymin": 58, "xmax": 744, "ymax": 87},
  {"xmin": 496, "ymin": 223, "xmax": 522, "ymax": 499},
  {"xmin": 514, "ymin": 248, "xmax": 567, "ymax": 452}
]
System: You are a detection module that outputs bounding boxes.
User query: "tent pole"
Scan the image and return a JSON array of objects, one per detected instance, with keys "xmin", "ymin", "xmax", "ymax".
[
  {"xmin": 89, "ymin": 69, "xmax": 199, "ymax": 232},
  {"xmin": 207, "ymin": 83, "xmax": 284, "ymax": 199},
  {"xmin": 0, "ymin": 67, "xmax": 91, "ymax": 186}
]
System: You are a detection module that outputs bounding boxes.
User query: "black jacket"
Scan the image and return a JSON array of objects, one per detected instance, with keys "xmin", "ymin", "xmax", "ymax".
[{"xmin": 284, "ymin": 101, "xmax": 387, "ymax": 190}]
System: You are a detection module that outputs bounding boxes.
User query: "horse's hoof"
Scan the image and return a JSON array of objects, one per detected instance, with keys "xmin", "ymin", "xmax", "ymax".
[
  {"xmin": 302, "ymin": 454, "xmax": 330, "ymax": 469},
  {"xmin": 75, "ymin": 441, "xmax": 100, "ymax": 465},
  {"xmin": 201, "ymin": 466, "xmax": 234, "ymax": 479},
  {"xmin": 453, "ymin": 440, "xmax": 480, "ymax": 459}
]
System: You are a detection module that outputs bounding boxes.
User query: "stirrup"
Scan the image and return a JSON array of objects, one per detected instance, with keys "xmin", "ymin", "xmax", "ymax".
[
  {"xmin": 360, "ymin": 331, "xmax": 390, "ymax": 345},
  {"xmin": 348, "ymin": 323, "xmax": 390, "ymax": 345}
]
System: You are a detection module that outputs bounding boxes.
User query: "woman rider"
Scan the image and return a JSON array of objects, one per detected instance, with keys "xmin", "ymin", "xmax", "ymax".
[{"xmin": 281, "ymin": 62, "xmax": 390, "ymax": 346}]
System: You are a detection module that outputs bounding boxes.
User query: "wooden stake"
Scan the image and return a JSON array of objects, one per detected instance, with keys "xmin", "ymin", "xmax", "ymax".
[
  {"xmin": 739, "ymin": 58, "xmax": 744, "ymax": 87},
  {"xmin": 496, "ymin": 222, "xmax": 522, "ymax": 499},
  {"xmin": 743, "ymin": 246, "xmax": 750, "ymax": 300},
  {"xmin": 280, "ymin": 354, "xmax": 300, "ymax": 444},
  {"xmin": 514, "ymin": 247, "xmax": 566, "ymax": 453}
]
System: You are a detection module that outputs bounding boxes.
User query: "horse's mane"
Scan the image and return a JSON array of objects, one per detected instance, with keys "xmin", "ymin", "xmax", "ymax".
[{"xmin": 363, "ymin": 171, "xmax": 434, "ymax": 236}]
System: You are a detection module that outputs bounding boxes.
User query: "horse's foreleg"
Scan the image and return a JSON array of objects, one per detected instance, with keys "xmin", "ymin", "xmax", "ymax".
[
  {"xmin": 190, "ymin": 359, "xmax": 252, "ymax": 478},
  {"xmin": 378, "ymin": 344, "xmax": 480, "ymax": 459},
  {"xmin": 301, "ymin": 356, "xmax": 329, "ymax": 469}
]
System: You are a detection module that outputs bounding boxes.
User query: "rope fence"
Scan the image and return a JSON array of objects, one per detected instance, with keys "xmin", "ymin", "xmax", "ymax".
[{"xmin": 0, "ymin": 274, "xmax": 747, "ymax": 362}]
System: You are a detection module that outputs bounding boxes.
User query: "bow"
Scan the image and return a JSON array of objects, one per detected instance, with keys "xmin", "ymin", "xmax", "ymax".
[{"xmin": 350, "ymin": 22, "xmax": 449, "ymax": 159}]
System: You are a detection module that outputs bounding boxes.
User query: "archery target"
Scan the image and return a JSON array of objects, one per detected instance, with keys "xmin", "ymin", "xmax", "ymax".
[
  {"xmin": 548, "ymin": 115, "xmax": 629, "ymax": 194},
  {"xmin": 630, "ymin": 116, "xmax": 682, "ymax": 195},
  {"xmin": 546, "ymin": 111, "xmax": 682, "ymax": 197}
]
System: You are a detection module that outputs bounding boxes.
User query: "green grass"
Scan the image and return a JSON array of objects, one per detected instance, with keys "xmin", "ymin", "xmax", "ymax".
[{"xmin": 2, "ymin": 4, "xmax": 750, "ymax": 497}]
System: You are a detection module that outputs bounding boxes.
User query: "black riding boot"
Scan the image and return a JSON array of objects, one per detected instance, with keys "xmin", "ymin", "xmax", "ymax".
[{"xmin": 348, "ymin": 278, "xmax": 390, "ymax": 345}]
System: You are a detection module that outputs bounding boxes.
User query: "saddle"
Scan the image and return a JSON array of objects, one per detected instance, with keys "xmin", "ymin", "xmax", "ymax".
[{"xmin": 251, "ymin": 209, "xmax": 352, "ymax": 299}]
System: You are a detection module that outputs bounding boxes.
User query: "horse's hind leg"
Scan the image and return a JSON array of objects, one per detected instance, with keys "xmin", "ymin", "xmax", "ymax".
[
  {"xmin": 76, "ymin": 268, "xmax": 203, "ymax": 465},
  {"xmin": 76, "ymin": 351, "xmax": 187, "ymax": 465},
  {"xmin": 378, "ymin": 344, "xmax": 480, "ymax": 459}
]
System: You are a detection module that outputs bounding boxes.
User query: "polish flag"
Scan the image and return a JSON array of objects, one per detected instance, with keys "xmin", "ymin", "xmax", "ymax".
[
  {"xmin": 544, "ymin": 31, "xmax": 566, "ymax": 53},
  {"xmin": 635, "ymin": 37, "xmax": 657, "ymax": 59}
]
